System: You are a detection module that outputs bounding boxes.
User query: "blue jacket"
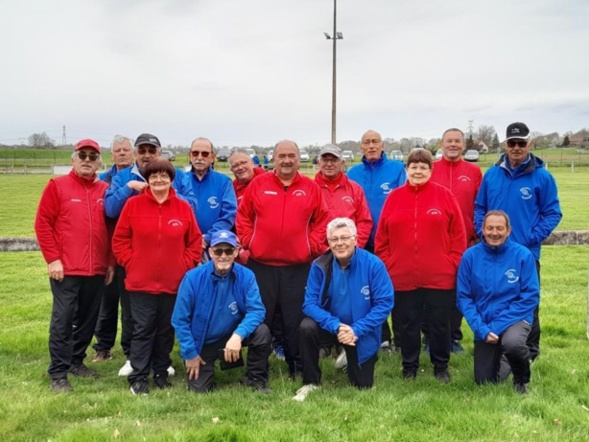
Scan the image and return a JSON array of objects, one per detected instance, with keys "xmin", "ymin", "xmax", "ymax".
[
  {"xmin": 171, "ymin": 261, "xmax": 266, "ymax": 361},
  {"xmin": 104, "ymin": 162, "xmax": 198, "ymax": 218},
  {"xmin": 302, "ymin": 248, "xmax": 394, "ymax": 364},
  {"xmin": 474, "ymin": 153, "xmax": 562, "ymax": 260},
  {"xmin": 188, "ymin": 168, "xmax": 237, "ymax": 244},
  {"xmin": 456, "ymin": 238, "xmax": 539, "ymax": 341},
  {"xmin": 347, "ymin": 154, "xmax": 406, "ymax": 246},
  {"xmin": 99, "ymin": 165, "xmax": 118, "ymax": 184}
]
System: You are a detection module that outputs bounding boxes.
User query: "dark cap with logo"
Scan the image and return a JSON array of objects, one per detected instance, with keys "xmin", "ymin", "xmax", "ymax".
[
  {"xmin": 135, "ymin": 133, "xmax": 161, "ymax": 148},
  {"xmin": 505, "ymin": 122, "xmax": 530, "ymax": 141}
]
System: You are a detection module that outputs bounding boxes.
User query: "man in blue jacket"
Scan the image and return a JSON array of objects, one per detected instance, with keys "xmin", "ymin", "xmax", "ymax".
[
  {"xmin": 457, "ymin": 210, "xmax": 539, "ymax": 394},
  {"xmin": 172, "ymin": 230, "xmax": 272, "ymax": 393},
  {"xmin": 474, "ymin": 122, "xmax": 561, "ymax": 361},
  {"xmin": 294, "ymin": 218, "xmax": 394, "ymax": 401}
]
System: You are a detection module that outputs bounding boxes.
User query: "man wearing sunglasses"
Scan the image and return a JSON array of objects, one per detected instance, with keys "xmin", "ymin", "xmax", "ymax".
[
  {"xmin": 474, "ymin": 122, "xmax": 562, "ymax": 362},
  {"xmin": 188, "ymin": 138, "xmax": 237, "ymax": 259},
  {"xmin": 172, "ymin": 230, "xmax": 272, "ymax": 393},
  {"xmin": 35, "ymin": 139, "xmax": 115, "ymax": 392}
]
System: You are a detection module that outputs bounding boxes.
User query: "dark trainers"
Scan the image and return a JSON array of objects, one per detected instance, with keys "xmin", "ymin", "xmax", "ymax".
[
  {"xmin": 242, "ymin": 377, "xmax": 272, "ymax": 394},
  {"xmin": 92, "ymin": 350, "xmax": 113, "ymax": 363},
  {"xmin": 435, "ymin": 370, "xmax": 451, "ymax": 384},
  {"xmin": 403, "ymin": 370, "xmax": 417, "ymax": 380},
  {"xmin": 130, "ymin": 380, "xmax": 149, "ymax": 395},
  {"xmin": 50, "ymin": 378, "xmax": 72, "ymax": 392},
  {"xmin": 69, "ymin": 364, "xmax": 98, "ymax": 378},
  {"xmin": 450, "ymin": 340, "xmax": 464, "ymax": 354},
  {"xmin": 514, "ymin": 382, "xmax": 529, "ymax": 395},
  {"xmin": 154, "ymin": 375, "xmax": 172, "ymax": 389}
]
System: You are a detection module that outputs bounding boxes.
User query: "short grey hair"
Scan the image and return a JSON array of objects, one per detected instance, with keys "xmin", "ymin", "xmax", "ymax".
[
  {"xmin": 228, "ymin": 148, "xmax": 253, "ymax": 163},
  {"xmin": 274, "ymin": 139, "xmax": 299, "ymax": 152},
  {"xmin": 110, "ymin": 134, "xmax": 134, "ymax": 149},
  {"xmin": 327, "ymin": 217, "xmax": 357, "ymax": 238},
  {"xmin": 190, "ymin": 137, "xmax": 214, "ymax": 152}
]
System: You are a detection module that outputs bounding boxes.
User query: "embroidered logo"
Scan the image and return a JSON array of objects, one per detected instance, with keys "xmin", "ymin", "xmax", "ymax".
[
  {"xmin": 228, "ymin": 301, "xmax": 238, "ymax": 315},
  {"xmin": 427, "ymin": 208, "xmax": 442, "ymax": 215},
  {"xmin": 264, "ymin": 190, "xmax": 278, "ymax": 195},
  {"xmin": 361, "ymin": 285, "xmax": 370, "ymax": 300},
  {"xmin": 520, "ymin": 187, "xmax": 532, "ymax": 200},
  {"xmin": 293, "ymin": 190, "xmax": 306, "ymax": 197},
  {"xmin": 458, "ymin": 175, "xmax": 471, "ymax": 182},
  {"xmin": 70, "ymin": 199, "xmax": 81, "ymax": 202},
  {"xmin": 342, "ymin": 196, "xmax": 354, "ymax": 204},
  {"xmin": 208, "ymin": 196, "xmax": 219, "ymax": 209},
  {"xmin": 380, "ymin": 182, "xmax": 392, "ymax": 194},
  {"xmin": 168, "ymin": 219, "xmax": 183, "ymax": 227},
  {"xmin": 505, "ymin": 269, "xmax": 519, "ymax": 284}
]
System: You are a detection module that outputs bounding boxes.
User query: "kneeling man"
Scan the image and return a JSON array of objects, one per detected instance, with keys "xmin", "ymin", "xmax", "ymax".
[
  {"xmin": 172, "ymin": 230, "xmax": 272, "ymax": 393},
  {"xmin": 294, "ymin": 218, "xmax": 394, "ymax": 401},
  {"xmin": 457, "ymin": 210, "xmax": 539, "ymax": 394}
]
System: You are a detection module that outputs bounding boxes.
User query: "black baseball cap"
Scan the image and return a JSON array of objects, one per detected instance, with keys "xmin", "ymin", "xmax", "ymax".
[
  {"xmin": 505, "ymin": 122, "xmax": 530, "ymax": 141},
  {"xmin": 135, "ymin": 133, "xmax": 161, "ymax": 148}
]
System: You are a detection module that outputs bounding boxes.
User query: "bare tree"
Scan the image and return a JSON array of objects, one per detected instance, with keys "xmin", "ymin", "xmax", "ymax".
[
  {"xmin": 476, "ymin": 125, "xmax": 496, "ymax": 149},
  {"xmin": 28, "ymin": 132, "xmax": 55, "ymax": 148}
]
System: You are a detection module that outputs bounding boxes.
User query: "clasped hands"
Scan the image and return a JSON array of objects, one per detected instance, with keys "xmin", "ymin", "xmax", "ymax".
[{"xmin": 337, "ymin": 323, "xmax": 357, "ymax": 346}]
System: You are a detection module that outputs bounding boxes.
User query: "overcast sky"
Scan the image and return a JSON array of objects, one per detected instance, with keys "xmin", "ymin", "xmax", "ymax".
[{"xmin": 1, "ymin": 0, "xmax": 587, "ymax": 148}]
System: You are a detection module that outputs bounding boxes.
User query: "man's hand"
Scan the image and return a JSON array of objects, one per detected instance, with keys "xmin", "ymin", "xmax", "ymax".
[
  {"xmin": 185, "ymin": 356, "xmax": 206, "ymax": 380},
  {"xmin": 223, "ymin": 333, "xmax": 243, "ymax": 362},
  {"xmin": 486, "ymin": 332, "xmax": 499, "ymax": 344},
  {"xmin": 127, "ymin": 181, "xmax": 148, "ymax": 192},
  {"xmin": 104, "ymin": 266, "xmax": 115, "ymax": 285},
  {"xmin": 48, "ymin": 259, "xmax": 64, "ymax": 282},
  {"xmin": 337, "ymin": 324, "xmax": 357, "ymax": 346}
]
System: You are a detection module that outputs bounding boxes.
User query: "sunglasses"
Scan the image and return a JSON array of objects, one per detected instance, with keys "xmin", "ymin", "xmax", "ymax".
[
  {"xmin": 137, "ymin": 146, "xmax": 158, "ymax": 155},
  {"xmin": 190, "ymin": 150, "xmax": 211, "ymax": 158},
  {"xmin": 76, "ymin": 151, "xmax": 100, "ymax": 161},
  {"xmin": 211, "ymin": 247, "xmax": 236, "ymax": 257},
  {"xmin": 506, "ymin": 140, "xmax": 528, "ymax": 148}
]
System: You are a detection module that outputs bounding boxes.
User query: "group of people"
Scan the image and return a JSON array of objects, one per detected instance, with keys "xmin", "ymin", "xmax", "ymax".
[{"xmin": 34, "ymin": 121, "xmax": 561, "ymax": 399}]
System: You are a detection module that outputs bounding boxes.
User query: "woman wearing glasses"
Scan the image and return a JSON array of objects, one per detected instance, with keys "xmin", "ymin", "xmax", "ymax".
[
  {"xmin": 375, "ymin": 149, "xmax": 466, "ymax": 383},
  {"xmin": 112, "ymin": 158, "xmax": 202, "ymax": 395}
]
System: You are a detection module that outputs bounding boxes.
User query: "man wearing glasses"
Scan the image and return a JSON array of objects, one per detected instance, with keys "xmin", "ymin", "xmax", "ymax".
[
  {"xmin": 474, "ymin": 122, "xmax": 562, "ymax": 362},
  {"xmin": 172, "ymin": 230, "xmax": 272, "ymax": 393},
  {"xmin": 293, "ymin": 218, "xmax": 393, "ymax": 401},
  {"xmin": 188, "ymin": 138, "xmax": 237, "ymax": 258},
  {"xmin": 229, "ymin": 148, "xmax": 265, "ymax": 205},
  {"xmin": 35, "ymin": 139, "xmax": 115, "ymax": 392}
]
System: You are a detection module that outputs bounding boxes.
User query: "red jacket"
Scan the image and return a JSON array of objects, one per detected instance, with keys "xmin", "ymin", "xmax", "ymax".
[
  {"xmin": 314, "ymin": 172, "xmax": 373, "ymax": 248},
  {"xmin": 233, "ymin": 167, "xmax": 265, "ymax": 206},
  {"xmin": 375, "ymin": 180, "xmax": 466, "ymax": 291},
  {"xmin": 236, "ymin": 171, "xmax": 329, "ymax": 266},
  {"xmin": 112, "ymin": 187, "xmax": 202, "ymax": 295},
  {"xmin": 431, "ymin": 157, "xmax": 482, "ymax": 246},
  {"xmin": 35, "ymin": 170, "xmax": 111, "ymax": 276}
]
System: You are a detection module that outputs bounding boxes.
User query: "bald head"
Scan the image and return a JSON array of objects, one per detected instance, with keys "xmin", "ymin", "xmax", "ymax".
[
  {"xmin": 361, "ymin": 130, "xmax": 384, "ymax": 162},
  {"xmin": 274, "ymin": 140, "xmax": 300, "ymax": 182}
]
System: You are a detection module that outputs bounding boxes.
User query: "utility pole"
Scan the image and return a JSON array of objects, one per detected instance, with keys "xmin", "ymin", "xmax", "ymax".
[
  {"xmin": 61, "ymin": 125, "xmax": 67, "ymax": 146},
  {"xmin": 324, "ymin": 0, "xmax": 343, "ymax": 145}
]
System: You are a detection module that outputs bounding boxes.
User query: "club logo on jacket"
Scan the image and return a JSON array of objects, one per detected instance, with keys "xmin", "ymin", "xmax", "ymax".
[
  {"xmin": 168, "ymin": 219, "xmax": 183, "ymax": 227},
  {"xmin": 458, "ymin": 175, "xmax": 471, "ymax": 182},
  {"xmin": 293, "ymin": 190, "xmax": 306, "ymax": 197},
  {"xmin": 380, "ymin": 182, "xmax": 392, "ymax": 194},
  {"xmin": 208, "ymin": 196, "xmax": 219, "ymax": 209},
  {"xmin": 504, "ymin": 269, "xmax": 519, "ymax": 284},
  {"xmin": 342, "ymin": 196, "xmax": 354, "ymax": 204},
  {"xmin": 361, "ymin": 285, "xmax": 370, "ymax": 300},
  {"xmin": 264, "ymin": 190, "xmax": 277, "ymax": 195},
  {"xmin": 520, "ymin": 187, "xmax": 532, "ymax": 200},
  {"xmin": 426, "ymin": 208, "xmax": 442, "ymax": 216},
  {"xmin": 229, "ymin": 301, "xmax": 238, "ymax": 315}
]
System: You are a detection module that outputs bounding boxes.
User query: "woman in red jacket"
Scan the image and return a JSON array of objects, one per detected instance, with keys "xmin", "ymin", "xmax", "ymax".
[
  {"xmin": 375, "ymin": 149, "xmax": 466, "ymax": 383},
  {"xmin": 112, "ymin": 158, "xmax": 202, "ymax": 395}
]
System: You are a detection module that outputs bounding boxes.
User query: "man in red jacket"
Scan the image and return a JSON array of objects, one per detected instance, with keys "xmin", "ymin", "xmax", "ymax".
[
  {"xmin": 229, "ymin": 148, "xmax": 265, "ymax": 205},
  {"xmin": 236, "ymin": 140, "xmax": 330, "ymax": 377},
  {"xmin": 424, "ymin": 128, "xmax": 482, "ymax": 354},
  {"xmin": 35, "ymin": 139, "xmax": 114, "ymax": 392}
]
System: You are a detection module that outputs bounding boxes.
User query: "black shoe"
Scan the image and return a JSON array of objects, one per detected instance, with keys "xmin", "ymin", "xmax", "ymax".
[
  {"xmin": 514, "ymin": 382, "xmax": 529, "ymax": 394},
  {"xmin": 403, "ymin": 370, "xmax": 417, "ymax": 380},
  {"xmin": 435, "ymin": 370, "xmax": 451, "ymax": 384},
  {"xmin": 69, "ymin": 364, "xmax": 98, "ymax": 378},
  {"xmin": 154, "ymin": 375, "xmax": 172, "ymax": 389},
  {"xmin": 50, "ymin": 378, "xmax": 72, "ymax": 392},
  {"xmin": 92, "ymin": 350, "xmax": 113, "ymax": 363},
  {"xmin": 250, "ymin": 380, "xmax": 272, "ymax": 394},
  {"xmin": 130, "ymin": 380, "xmax": 149, "ymax": 395},
  {"xmin": 450, "ymin": 340, "xmax": 464, "ymax": 354}
]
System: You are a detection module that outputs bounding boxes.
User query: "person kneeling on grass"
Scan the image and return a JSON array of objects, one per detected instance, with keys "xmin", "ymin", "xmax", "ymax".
[
  {"xmin": 457, "ymin": 210, "xmax": 539, "ymax": 394},
  {"xmin": 294, "ymin": 218, "xmax": 394, "ymax": 402},
  {"xmin": 171, "ymin": 230, "xmax": 272, "ymax": 393}
]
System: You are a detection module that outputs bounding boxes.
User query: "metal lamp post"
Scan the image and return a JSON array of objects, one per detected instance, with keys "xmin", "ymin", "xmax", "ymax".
[{"xmin": 324, "ymin": 0, "xmax": 343, "ymax": 145}]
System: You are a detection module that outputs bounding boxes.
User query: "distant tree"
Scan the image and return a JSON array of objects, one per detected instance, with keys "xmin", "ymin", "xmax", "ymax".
[
  {"xmin": 562, "ymin": 135, "xmax": 570, "ymax": 147},
  {"xmin": 492, "ymin": 133, "xmax": 500, "ymax": 152},
  {"xmin": 466, "ymin": 134, "xmax": 474, "ymax": 150},
  {"xmin": 28, "ymin": 132, "xmax": 54, "ymax": 148},
  {"xmin": 477, "ymin": 125, "xmax": 496, "ymax": 148}
]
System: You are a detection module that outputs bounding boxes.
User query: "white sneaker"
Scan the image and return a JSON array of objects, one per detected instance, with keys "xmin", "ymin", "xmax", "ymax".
[
  {"xmin": 334, "ymin": 349, "xmax": 348, "ymax": 370},
  {"xmin": 292, "ymin": 384, "xmax": 320, "ymax": 402},
  {"xmin": 167, "ymin": 365, "xmax": 175, "ymax": 377},
  {"xmin": 118, "ymin": 360, "xmax": 133, "ymax": 377}
]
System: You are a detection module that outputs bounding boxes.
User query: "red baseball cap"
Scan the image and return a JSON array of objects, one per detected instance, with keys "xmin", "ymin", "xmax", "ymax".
[{"xmin": 75, "ymin": 139, "xmax": 101, "ymax": 153}]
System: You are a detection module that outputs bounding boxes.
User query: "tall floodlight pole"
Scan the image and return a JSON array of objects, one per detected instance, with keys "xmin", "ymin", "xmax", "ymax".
[{"xmin": 324, "ymin": 0, "xmax": 343, "ymax": 145}]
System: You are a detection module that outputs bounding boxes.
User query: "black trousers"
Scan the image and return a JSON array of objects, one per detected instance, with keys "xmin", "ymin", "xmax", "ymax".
[
  {"xmin": 526, "ymin": 260, "xmax": 541, "ymax": 360},
  {"xmin": 474, "ymin": 320, "xmax": 531, "ymax": 385},
  {"xmin": 187, "ymin": 324, "xmax": 272, "ymax": 393},
  {"xmin": 299, "ymin": 317, "xmax": 377, "ymax": 388},
  {"xmin": 421, "ymin": 305, "xmax": 464, "ymax": 344},
  {"xmin": 127, "ymin": 292, "xmax": 175, "ymax": 384},
  {"xmin": 396, "ymin": 288, "xmax": 454, "ymax": 375},
  {"xmin": 48, "ymin": 275, "xmax": 104, "ymax": 379},
  {"xmin": 247, "ymin": 259, "xmax": 310, "ymax": 375}
]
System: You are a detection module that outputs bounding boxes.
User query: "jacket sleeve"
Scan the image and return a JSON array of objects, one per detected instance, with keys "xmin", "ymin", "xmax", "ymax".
[
  {"xmin": 488, "ymin": 252, "xmax": 540, "ymax": 335},
  {"xmin": 350, "ymin": 258, "xmax": 394, "ymax": 338},
  {"xmin": 447, "ymin": 193, "xmax": 467, "ymax": 270},
  {"xmin": 104, "ymin": 172, "xmax": 136, "ymax": 218},
  {"xmin": 172, "ymin": 274, "xmax": 200, "ymax": 360},
  {"xmin": 234, "ymin": 273, "xmax": 266, "ymax": 339},
  {"xmin": 353, "ymin": 184, "xmax": 373, "ymax": 249},
  {"xmin": 308, "ymin": 188, "xmax": 330, "ymax": 258},
  {"xmin": 183, "ymin": 206, "xmax": 203, "ymax": 269},
  {"xmin": 530, "ymin": 173, "xmax": 562, "ymax": 246},
  {"xmin": 474, "ymin": 175, "xmax": 489, "ymax": 239},
  {"xmin": 203, "ymin": 180, "xmax": 237, "ymax": 244},
  {"xmin": 34, "ymin": 180, "xmax": 61, "ymax": 264},
  {"xmin": 173, "ymin": 170, "xmax": 199, "ymax": 217},
  {"xmin": 456, "ymin": 252, "xmax": 491, "ymax": 341},
  {"xmin": 111, "ymin": 201, "xmax": 134, "ymax": 267},
  {"xmin": 302, "ymin": 264, "xmax": 341, "ymax": 334}
]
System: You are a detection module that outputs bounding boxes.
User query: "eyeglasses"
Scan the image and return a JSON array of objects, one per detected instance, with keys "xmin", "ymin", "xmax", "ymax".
[
  {"xmin": 230, "ymin": 160, "xmax": 249, "ymax": 170},
  {"xmin": 506, "ymin": 140, "xmax": 528, "ymax": 148},
  {"xmin": 137, "ymin": 146, "xmax": 158, "ymax": 155},
  {"xmin": 76, "ymin": 151, "xmax": 100, "ymax": 162},
  {"xmin": 320, "ymin": 157, "xmax": 341, "ymax": 164},
  {"xmin": 190, "ymin": 150, "xmax": 211, "ymax": 158},
  {"xmin": 328, "ymin": 235, "xmax": 355, "ymax": 244},
  {"xmin": 148, "ymin": 173, "xmax": 171, "ymax": 181},
  {"xmin": 211, "ymin": 247, "xmax": 236, "ymax": 257}
]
